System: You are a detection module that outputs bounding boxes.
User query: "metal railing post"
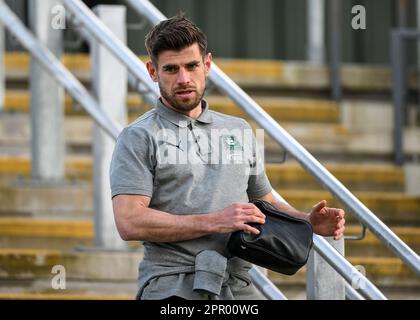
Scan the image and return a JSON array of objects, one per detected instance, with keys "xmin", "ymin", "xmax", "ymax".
[
  {"xmin": 91, "ymin": 5, "xmax": 128, "ymax": 250},
  {"xmin": 0, "ymin": 1, "xmax": 122, "ymax": 139},
  {"xmin": 306, "ymin": 237, "xmax": 345, "ymax": 300},
  {"xmin": 391, "ymin": 30, "xmax": 407, "ymax": 166},
  {"xmin": 328, "ymin": 0, "xmax": 342, "ymax": 102},
  {"xmin": 29, "ymin": 0, "xmax": 65, "ymax": 181},
  {"xmin": 0, "ymin": 0, "xmax": 4, "ymax": 112},
  {"xmin": 307, "ymin": 0, "xmax": 325, "ymax": 64},
  {"xmin": 63, "ymin": 0, "xmax": 160, "ymax": 99}
]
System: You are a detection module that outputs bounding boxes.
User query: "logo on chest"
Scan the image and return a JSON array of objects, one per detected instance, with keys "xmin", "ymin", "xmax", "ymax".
[{"xmin": 221, "ymin": 134, "xmax": 244, "ymax": 162}]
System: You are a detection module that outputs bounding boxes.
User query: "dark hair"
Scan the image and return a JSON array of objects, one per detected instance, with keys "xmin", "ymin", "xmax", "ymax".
[{"xmin": 145, "ymin": 14, "xmax": 207, "ymax": 66}]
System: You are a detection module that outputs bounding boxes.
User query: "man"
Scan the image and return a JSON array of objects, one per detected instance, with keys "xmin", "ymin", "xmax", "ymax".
[{"xmin": 110, "ymin": 15, "xmax": 345, "ymax": 300}]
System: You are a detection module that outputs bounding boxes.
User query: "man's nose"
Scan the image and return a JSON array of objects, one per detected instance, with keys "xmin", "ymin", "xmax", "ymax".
[{"xmin": 176, "ymin": 67, "xmax": 190, "ymax": 84}]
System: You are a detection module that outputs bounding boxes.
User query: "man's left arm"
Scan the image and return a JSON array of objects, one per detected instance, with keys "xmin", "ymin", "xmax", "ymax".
[{"xmin": 258, "ymin": 191, "xmax": 346, "ymax": 240}]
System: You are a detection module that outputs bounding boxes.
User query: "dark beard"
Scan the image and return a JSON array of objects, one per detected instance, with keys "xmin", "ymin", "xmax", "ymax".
[{"xmin": 159, "ymin": 83, "xmax": 205, "ymax": 112}]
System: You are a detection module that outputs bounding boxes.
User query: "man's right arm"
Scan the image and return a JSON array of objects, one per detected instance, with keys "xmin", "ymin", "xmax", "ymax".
[{"xmin": 112, "ymin": 194, "xmax": 266, "ymax": 242}]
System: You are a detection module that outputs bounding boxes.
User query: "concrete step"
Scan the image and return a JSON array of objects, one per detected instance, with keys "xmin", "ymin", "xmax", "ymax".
[
  {"xmin": 278, "ymin": 189, "xmax": 420, "ymax": 226},
  {"xmin": 0, "ymin": 279, "xmax": 136, "ymax": 299},
  {"xmin": 0, "ymin": 248, "xmax": 142, "ymax": 281},
  {"xmin": 0, "ymin": 217, "xmax": 141, "ymax": 250},
  {"xmin": 266, "ymin": 162, "xmax": 405, "ymax": 192},
  {"xmin": 5, "ymin": 53, "xmax": 91, "ymax": 84},
  {"xmin": 344, "ymin": 225, "xmax": 420, "ymax": 257},
  {"xmin": 3, "ymin": 90, "xmax": 339, "ymax": 123},
  {"xmin": 5, "ymin": 52, "xmax": 419, "ymax": 92},
  {"xmin": 0, "ymin": 154, "xmax": 406, "ymax": 193},
  {"xmin": 262, "ymin": 123, "xmax": 420, "ymax": 161},
  {"xmin": 0, "ymin": 155, "xmax": 92, "ymax": 182},
  {"xmin": 0, "ymin": 181, "xmax": 93, "ymax": 216},
  {"xmin": 0, "ymin": 218, "xmax": 93, "ymax": 249},
  {"xmin": 208, "ymin": 96, "xmax": 338, "ymax": 123}
]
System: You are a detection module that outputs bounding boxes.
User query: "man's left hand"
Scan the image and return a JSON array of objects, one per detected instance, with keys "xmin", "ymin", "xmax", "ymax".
[{"xmin": 309, "ymin": 200, "xmax": 345, "ymax": 240}]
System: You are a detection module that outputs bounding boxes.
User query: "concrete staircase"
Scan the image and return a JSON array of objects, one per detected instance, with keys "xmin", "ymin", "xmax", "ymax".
[{"xmin": 1, "ymin": 53, "xmax": 420, "ymax": 300}]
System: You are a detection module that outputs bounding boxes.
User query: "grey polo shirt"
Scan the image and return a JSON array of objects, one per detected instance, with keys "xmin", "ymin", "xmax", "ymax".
[{"xmin": 110, "ymin": 99, "xmax": 272, "ymax": 299}]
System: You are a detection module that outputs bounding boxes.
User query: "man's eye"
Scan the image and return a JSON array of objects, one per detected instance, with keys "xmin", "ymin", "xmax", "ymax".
[
  {"xmin": 164, "ymin": 66, "xmax": 177, "ymax": 73},
  {"xmin": 187, "ymin": 63, "xmax": 199, "ymax": 70}
]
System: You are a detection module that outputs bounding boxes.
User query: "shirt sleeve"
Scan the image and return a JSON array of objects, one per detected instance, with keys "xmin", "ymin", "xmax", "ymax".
[
  {"xmin": 109, "ymin": 126, "xmax": 156, "ymax": 199},
  {"xmin": 245, "ymin": 123, "xmax": 273, "ymax": 200}
]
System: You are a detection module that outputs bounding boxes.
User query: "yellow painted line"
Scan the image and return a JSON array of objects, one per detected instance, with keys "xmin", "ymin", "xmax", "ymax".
[
  {"xmin": 4, "ymin": 91, "xmax": 78, "ymax": 113},
  {"xmin": 4, "ymin": 90, "xmax": 30, "ymax": 113},
  {"xmin": 0, "ymin": 219, "xmax": 93, "ymax": 239},
  {"xmin": 207, "ymin": 96, "xmax": 338, "ymax": 122},
  {"xmin": 348, "ymin": 257, "xmax": 414, "ymax": 276},
  {"xmin": 6, "ymin": 53, "xmax": 403, "ymax": 90},
  {"xmin": 4, "ymin": 90, "xmax": 339, "ymax": 123},
  {"xmin": 345, "ymin": 225, "xmax": 420, "ymax": 245},
  {"xmin": 61, "ymin": 53, "xmax": 91, "ymax": 71},
  {"xmin": 0, "ymin": 248, "xmax": 62, "ymax": 256},
  {"xmin": 0, "ymin": 155, "xmax": 408, "ymax": 189},
  {"xmin": 276, "ymin": 189, "xmax": 420, "ymax": 214},
  {"xmin": 4, "ymin": 90, "xmax": 148, "ymax": 113},
  {"xmin": 4, "ymin": 52, "xmax": 29, "ymax": 71},
  {"xmin": 0, "ymin": 156, "xmax": 91, "ymax": 178},
  {"xmin": 65, "ymin": 157, "xmax": 92, "ymax": 179},
  {"xmin": 5, "ymin": 53, "xmax": 91, "ymax": 72},
  {"xmin": 0, "ymin": 155, "xmax": 30, "ymax": 176},
  {"xmin": 6, "ymin": 52, "xmax": 283, "ymax": 78},
  {"xmin": 215, "ymin": 58, "xmax": 284, "ymax": 79},
  {"xmin": 127, "ymin": 94, "xmax": 338, "ymax": 122},
  {"xmin": 278, "ymin": 189, "xmax": 420, "ymax": 202},
  {"xmin": 206, "ymin": 95, "xmax": 338, "ymax": 110},
  {"xmin": 266, "ymin": 163, "xmax": 405, "ymax": 184},
  {"xmin": 0, "ymin": 293, "xmax": 133, "ymax": 300},
  {"xmin": 267, "ymin": 257, "xmax": 415, "ymax": 281}
]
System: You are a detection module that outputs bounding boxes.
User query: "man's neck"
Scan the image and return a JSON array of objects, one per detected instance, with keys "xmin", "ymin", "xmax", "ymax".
[{"xmin": 160, "ymin": 98, "xmax": 203, "ymax": 119}]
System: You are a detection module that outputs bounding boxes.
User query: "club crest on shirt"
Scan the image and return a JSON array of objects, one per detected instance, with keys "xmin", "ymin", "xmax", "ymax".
[
  {"xmin": 222, "ymin": 134, "xmax": 243, "ymax": 161},
  {"xmin": 222, "ymin": 135, "xmax": 243, "ymax": 151}
]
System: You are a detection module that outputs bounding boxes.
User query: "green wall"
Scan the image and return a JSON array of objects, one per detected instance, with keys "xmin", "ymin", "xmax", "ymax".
[{"xmin": 4, "ymin": 0, "xmax": 420, "ymax": 64}]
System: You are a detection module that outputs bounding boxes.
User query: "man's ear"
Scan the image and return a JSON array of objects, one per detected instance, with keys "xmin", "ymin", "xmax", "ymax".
[
  {"xmin": 146, "ymin": 61, "xmax": 158, "ymax": 82},
  {"xmin": 204, "ymin": 52, "xmax": 212, "ymax": 76}
]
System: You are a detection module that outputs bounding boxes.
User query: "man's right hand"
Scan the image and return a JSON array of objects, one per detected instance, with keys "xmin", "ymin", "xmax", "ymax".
[{"xmin": 211, "ymin": 203, "xmax": 266, "ymax": 235}]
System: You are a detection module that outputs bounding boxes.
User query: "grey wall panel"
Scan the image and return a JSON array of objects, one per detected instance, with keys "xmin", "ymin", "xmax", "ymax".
[
  {"xmin": 6, "ymin": 0, "xmax": 420, "ymax": 65},
  {"xmin": 242, "ymin": 0, "xmax": 276, "ymax": 59},
  {"xmin": 5, "ymin": 0, "xmax": 27, "ymax": 51}
]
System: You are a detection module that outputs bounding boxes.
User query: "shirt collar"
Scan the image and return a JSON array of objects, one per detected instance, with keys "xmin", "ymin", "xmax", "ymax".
[{"xmin": 155, "ymin": 99, "xmax": 213, "ymax": 128}]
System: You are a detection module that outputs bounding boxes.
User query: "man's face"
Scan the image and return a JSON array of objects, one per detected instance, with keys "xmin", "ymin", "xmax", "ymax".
[{"xmin": 147, "ymin": 43, "xmax": 212, "ymax": 112}]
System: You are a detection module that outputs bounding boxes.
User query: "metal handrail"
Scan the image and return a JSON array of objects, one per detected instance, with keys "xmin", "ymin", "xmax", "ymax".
[
  {"xmin": 125, "ymin": 0, "xmax": 420, "ymax": 277},
  {"xmin": 0, "ymin": 1, "xmax": 121, "ymax": 140},
  {"xmin": 62, "ymin": 0, "xmax": 160, "ymax": 99},
  {"xmin": 248, "ymin": 267, "xmax": 288, "ymax": 300}
]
